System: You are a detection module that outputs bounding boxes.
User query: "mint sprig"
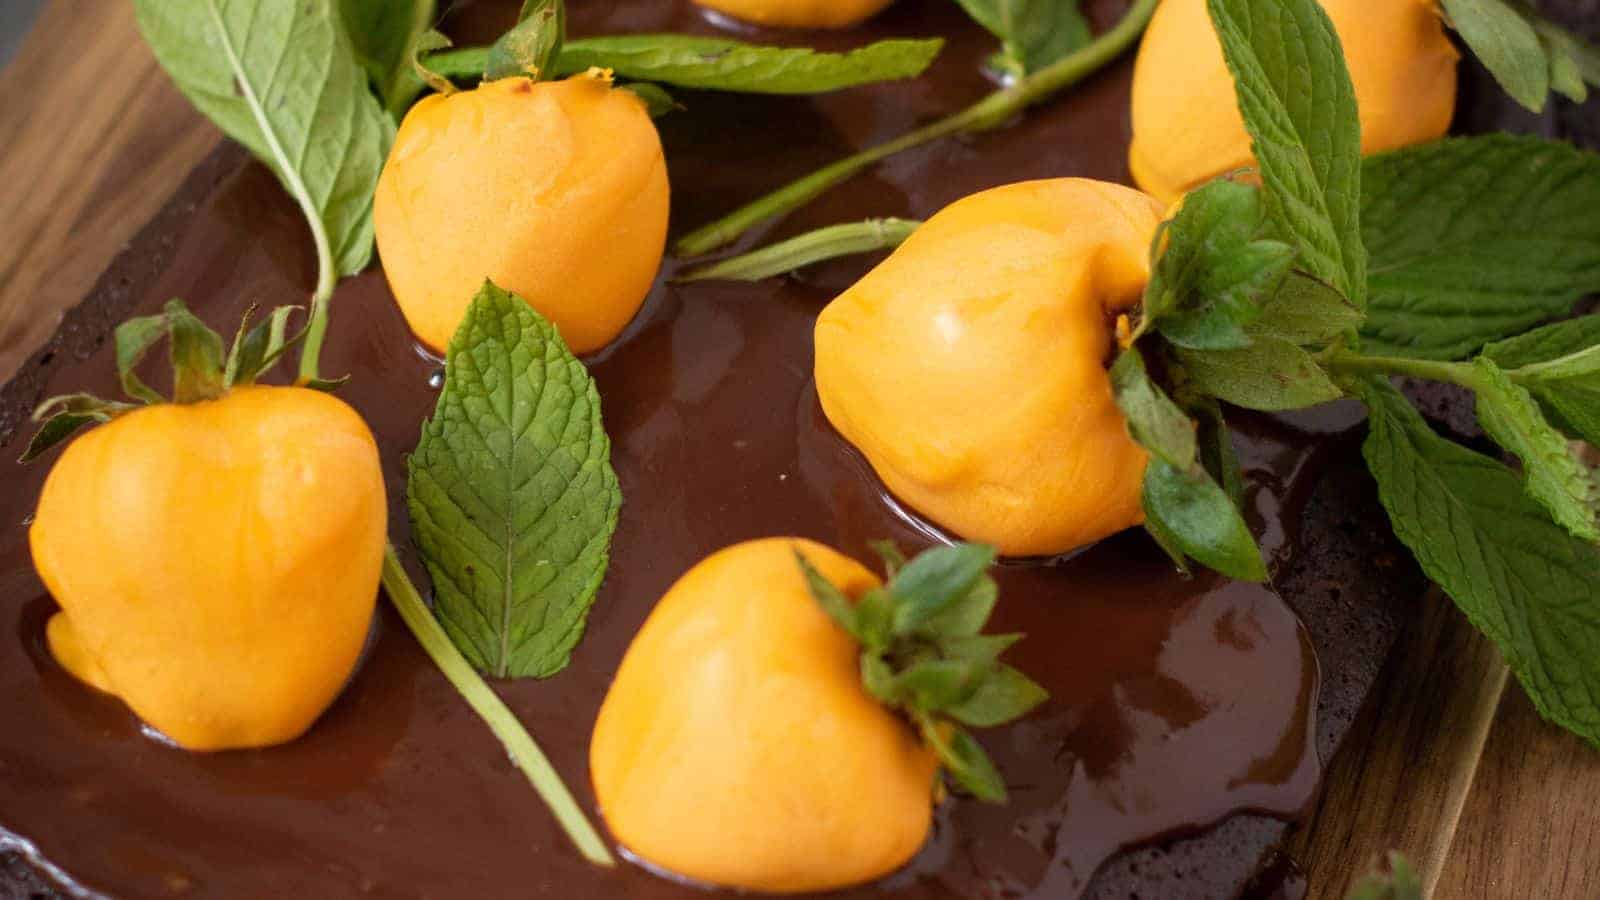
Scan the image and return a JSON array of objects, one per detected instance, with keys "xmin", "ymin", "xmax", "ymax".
[
  {"xmin": 952, "ymin": 0, "xmax": 1091, "ymax": 80},
  {"xmin": 407, "ymin": 281, "xmax": 621, "ymax": 679},
  {"xmin": 797, "ymin": 542, "xmax": 1048, "ymax": 803},
  {"xmin": 1441, "ymin": 0, "xmax": 1600, "ymax": 111}
]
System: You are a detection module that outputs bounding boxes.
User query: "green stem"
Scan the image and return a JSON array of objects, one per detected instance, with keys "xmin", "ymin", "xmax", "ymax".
[
  {"xmin": 1323, "ymin": 351, "xmax": 1482, "ymax": 389},
  {"xmin": 672, "ymin": 0, "xmax": 1160, "ymax": 257},
  {"xmin": 380, "ymin": 544, "xmax": 616, "ymax": 867},
  {"xmin": 678, "ymin": 217, "xmax": 921, "ymax": 282},
  {"xmin": 295, "ymin": 272, "xmax": 336, "ymax": 385}
]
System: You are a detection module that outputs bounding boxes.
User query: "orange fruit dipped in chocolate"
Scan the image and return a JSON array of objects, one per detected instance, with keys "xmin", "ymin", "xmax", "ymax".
[
  {"xmin": 374, "ymin": 72, "xmax": 669, "ymax": 355},
  {"xmin": 814, "ymin": 179, "xmax": 1163, "ymax": 558},
  {"xmin": 1129, "ymin": 0, "xmax": 1458, "ymax": 204},
  {"xmin": 590, "ymin": 538, "xmax": 938, "ymax": 894},
  {"xmin": 31, "ymin": 386, "xmax": 386, "ymax": 751},
  {"xmin": 693, "ymin": 0, "xmax": 895, "ymax": 29}
]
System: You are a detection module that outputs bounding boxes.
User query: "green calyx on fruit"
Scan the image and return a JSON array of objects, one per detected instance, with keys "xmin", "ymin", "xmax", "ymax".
[
  {"xmin": 797, "ymin": 541, "xmax": 1048, "ymax": 803},
  {"xmin": 20, "ymin": 300, "xmax": 328, "ymax": 463}
]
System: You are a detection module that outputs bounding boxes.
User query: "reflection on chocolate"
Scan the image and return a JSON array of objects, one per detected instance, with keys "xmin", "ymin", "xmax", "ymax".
[{"xmin": 0, "ymin": 1, "xmax": 1439, "ymax": 898}]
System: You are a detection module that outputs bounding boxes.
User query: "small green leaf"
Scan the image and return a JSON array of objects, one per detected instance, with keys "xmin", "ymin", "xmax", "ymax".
[
  {"xmin": 860, "ymin": 652, "xmax": 898, "ymax": 704},
  {"xmin": 339, "ymin": 0, "xmax": 438, "ymax": 113},
  {"xmin": 1248, "ymin": 273, "xmax": 1363, "ymax": 346},
  {"xmin": 1548, "ymin": 38, "xmax": 1589, "ymax": 103},
  {"xmin": 889, "ymin": 543, "xmax": 998, "ymax": 635},
  {"xmin": 115, "ymin": 308, "xmax": 173, "ymax": 404},
  {"xmin": 227, "ymin": 305, "xmax": 300, "ymax": 386},
  {"xmin": 1194, "ymin": 399, "xmax": 1245, "ymax": 507},
  {"xmin": 895, "ymin": 659, "xmax": 983, "ymax": 711},
  {"xmin": 952, "ymin": 0, "xmax": 1090, "ymax": 78},
  {"xmin": 678, "ymin": 218, "xmax": 919, "ymax": 283},
  {"xmin": 1483, "ymin": 317, "xmax": 1600, "ymax": 446},
  {"xmin": 165, "ymin": 300, "xmax": 227, "ymax": 404},
  {"xmin": 1360, "ymin": 136, "xmax": 1600, "ymax": 360},
  {"xmin": 797, "ymin": 550, "xmax": 861, "ymax": 638},
  {"xmin": 1441, "ymin": 0, "xmax": 1550, "ymax": 112},
  {"xmin": 1142, "ymin": 458, "xmax": 1267, "ymax": 582},
  {"xmin": 20, "ymin": 394, "xmax": 136, "ymax": 463},
  {"xmin": 854, "ymin": 587, "xmax": 895, "ymax": 652},
  {"xmin": 1176, "ymin": 339, "xmax": 1344, "ymax": 412},
  {"xmin": 1358, "ymin": 377, "xmax": 1600, "ymax": 748},
  {"xmin": 407, "ymin": 29, "xmax": 461, "ymax": 98},
  {"xmin": 1138, "ymin": 178, "xmax": 1292, "ymax": 350},
  {"xmin": 553, "ymin": 35, "xmax": 943, "ymax": 95},
  {"xmin": 933, "ymin": 727, "xmax": 1007, "ymax": 803},
  {"xmin": 1143, "ymin": 511, "xmax": 1194, "ymax": 576},
  {"xmin": 917, "ymin": 577, "xmax": 997, "ymax": 639},
  {"xmin": 1471, "ymin": 357, "xmax": 1599, "ymax": 542},
  {"xmin": 1207, "ymin": 0, "xmax": 1366, "ymax": 307},
  {"xmin": 945, "ymin": 665, "xmax": 1048, "ymax": 728},
  {"xmin": 407, "ymin": 281, "xmax": 621, "ymax": 678},
  {"xmin": 619, "ymin": 82, "xmax": 677, "ymax": 118},
  {"xmin": 870, "ymin": 540, "xmax": 908, "ymax": 578},
  {"xmin": 1346, "ymin": 851, "xmax": 1422, "ymax": 900},
  {"xmin": 485, "ymin": 0, "xmax": 564, "ymax": 82},
  {"xmin": 938, "ymin": 633, "xmax": 1022, "ymax": 666},
  {"xmin": 21, "ymin": 414, "xmax": 101, "ymax": 464},
  {"xmin": 1110, "ymin": 348, "xmax": 1197, "ymax": 470}
]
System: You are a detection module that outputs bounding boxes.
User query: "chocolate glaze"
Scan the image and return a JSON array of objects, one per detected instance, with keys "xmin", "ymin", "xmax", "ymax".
[{"xmin": 19, "ymin": 0, "xmax": 1585, "ymax": 896}]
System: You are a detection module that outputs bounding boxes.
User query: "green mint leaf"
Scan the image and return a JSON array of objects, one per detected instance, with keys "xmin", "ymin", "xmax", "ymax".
[
  {"xmin": 407, "ymin": 281, "xmax": 621, "ymax": 678},
  {"xmin": 1471, "ymin": 357, "xmax": 1600, "ymax": 542},
  {"xmin": 1142, "ymin": 458, "xmax": 1267, "ymax": 582},
  {"xmin": 916, "ymin": 577, "xmax": 997, "ymax": 639},
  {"xmin": 338, "ymin": 0, "xmax": 437, "ymax": 111},
  {"xmin": 1138, "ymin": 178, "xmax": 1292, "ymax": 350},
  {"xmin": 485, "ymin": 0, "xmax": 564, "ymax": 82},
  {"xmin": 134, "ymin": 0, "xmax": 395, "ymax": 279},
  {"xmin": 938, "ymin": 633, "xmax": 1022, "ymax": 667},
  {"xmin": 1548, "ymin": 36, "xmax": 1589, "ymax": 103},
  {"xmin": 620, "ymin": 82, "xmax": 678, "ymax": 118},
  {"xmin": 888, "ymin": 543, "xmax": 998, "ymax": 635},
  {"xmin": 1194, "ymin": 399, "xmax": 1245, "ymax": 507},
  {"xmin": 952, "ymin": 0, "xmax": 1090, "ymax": 78},
  {"xmin": 1248, "ymin": 273, "xmax": 1363, "ymax": 346},
  {"xmin": 1175, "ymin": 339, "xmax": 1344, "ymax": 412},
  {"xmin": 796, "ymin": 550, "xmax": 861, "ymax": 639},
  {"xmin": 1358, "ymin": 377, "xmax": 1600, "ymax": 748},
  {"xmin": 1483, "ymin": 317, "xmax": 1600, "ymax": 446},
  {"xmin": 1206, "ymin": 0, "xmax": 1366, "ymax": 307},
  {"xmin": 1110, "ymin": 348, "xmax": 1197, "ymax": 470},
  {"xmin": 1360, "ymin": 135, "xmax": 1600, "ymax": 360},
  {"xmin": 552, "ymin": 35, "xmax": 943, "ymax": 95},
  {"xmin": 1533, "ymin": 17, "xmax": 1600, "ymax": 103},
  {"xmin": 1441, "ymin": 0, "xmax": 1550, "ymax": 112},
  {"xmin": 1346, "ymin": 851, "xmax": 1422, "ymax": 900},
  {"xmin": 165, "ymin": 300, "xmax": 228, "ymax": 404},
  {"xmin": 679, "ymin": 218, "xmax": 920, "ymax": 283},
  {"xmin": 944, "ymin": 665, "xmax": 1048, "ymax": 728}
]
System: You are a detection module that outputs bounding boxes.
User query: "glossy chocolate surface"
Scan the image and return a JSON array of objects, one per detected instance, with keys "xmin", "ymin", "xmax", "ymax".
[{"xmin": 0, "ymin": 1, "xmax": 1434, "ymax": 897}]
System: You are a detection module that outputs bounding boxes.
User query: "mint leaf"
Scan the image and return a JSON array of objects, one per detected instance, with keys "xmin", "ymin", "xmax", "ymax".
[
  {"xmin": 1346, "ymin": 851, "xmax": 1422, "ymax": 900},
  {"xmin": 407, "ymin": 281, "xmax": 621, "ymax": 678},
  {"xmin": 1533, "ymin": 17, "xmax": 1600, "ymax": 104},
  {"xmin": 931, "ymin": 725, "xmax": 1007, "ymax": 803},
  {"xmin": 134, "ymin": 0, "xmax": 394, "ymax": 278},
  {"xmin": 952, "ymin": 0, "xmax": 1090, "ymax": 78},
  {"xmin": 1360, "ymin": 135, "xmax": 1600, "ymax": 360},
  {"xmin": 485, "ymin": 0, "xmax": 563, "ymax": 82},
  {"xmin": 1195, "ymin": 399, "xmax": 1245, "ymax": 507},
  {"xmin": 1109, "ymin": 348, "xmax": 1197, "ymax": 469},
  {"xmin": 1248, "ymin": 273, "xmax": 1363, "ymax": 346},
  {"xmin": 553, "ymin": 35, "xmax": 943, "ymax": 95},
  {"xmin": 1139, "ymin": 178, "xmax": 1294, "ymax": 350},
  {"xmin": 1442, "ymin": 0, "xmax": 1551, "ymax": 112},
  {"xmin": 1484, "ymin": 317, "xmax": 1600, "ymax": 452},
  {"xmin": 944, "ymin": 665, "xmax": 1049, "ymax": 728},
  {"xmin": 339, "ymin": 0, "xmax": 437, "ymax": 111},
  {"xmin": 1142, "ymin": 458, "xmax": 1267, "ymax": 582},
  {"xmin": 680, "ymin": 218, "xmax": 919, "ymax": 283},
  {"xmin": 1206, "ymin": 0, "xmax": 1366, "ymax": 308},
  {"xmin": 1358, "ymin": 377, "xmax": 1600, "ymax": 748},
  {"xmin": 1176, "ymin": 340, "xmax": 1343, "ymax": 412},
  {"xmin": 1472, "ymin": 357, "xmax": 1600, "ymax": 542},
  {"xmin": 889, "ymin": 543, "xmax": 997, "ymax": 635}
]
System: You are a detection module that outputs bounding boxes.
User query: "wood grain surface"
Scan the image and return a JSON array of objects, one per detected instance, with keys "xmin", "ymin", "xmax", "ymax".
[{"xmin": 0, "ymin": 2, "xmax": 1595, "ymax": 898}]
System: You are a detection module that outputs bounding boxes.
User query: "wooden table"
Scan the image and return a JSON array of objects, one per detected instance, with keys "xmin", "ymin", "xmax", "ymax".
[{"xmin": 2, "ymin": 3, "xmax": 1596, "ymax": 898}]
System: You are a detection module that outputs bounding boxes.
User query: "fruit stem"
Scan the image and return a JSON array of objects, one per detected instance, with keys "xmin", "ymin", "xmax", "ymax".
[
  {"xmin": 296, "ymin": 269, "xmax": 337, "ymax": 386},
  {"xmin": 380, "ymin": 544, "xmax": 617, "ymax": 867},
  {"xmin": 671, "ymin": 0, "xmax": 1160, "ymax": 257}
]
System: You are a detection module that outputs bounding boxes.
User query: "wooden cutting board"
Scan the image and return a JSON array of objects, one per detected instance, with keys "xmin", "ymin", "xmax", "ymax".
[{"xmin": 0, "ymin": 2, "xmax": 1596, "ymax": 897}]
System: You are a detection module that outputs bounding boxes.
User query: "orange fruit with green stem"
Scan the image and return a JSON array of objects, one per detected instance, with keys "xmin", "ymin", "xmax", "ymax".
[{"xmin": 24, "ymin": 302, "xmax": 386, "ymax": 751}]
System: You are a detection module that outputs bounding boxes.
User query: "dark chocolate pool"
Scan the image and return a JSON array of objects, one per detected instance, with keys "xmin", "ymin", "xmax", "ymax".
[{"xmin": 6, "ymin": 0, "xmax": 1590, "ymax": 896}]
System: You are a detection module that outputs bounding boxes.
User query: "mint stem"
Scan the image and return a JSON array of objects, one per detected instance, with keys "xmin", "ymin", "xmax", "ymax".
[
  {"xmin": 677, "ymin": 217, "xmax": 921, "ymax": 282},
  {"xmin": 1324, "ymin": 351, "xmax": 1482, "ymax": 389},
  {"xmin": 379, "ymin": 544, "xmax": 616, "ymax": 867},
  {"xmin": 295, "ymin": 272, "xmax": 336, "ymax": 386},
  {"xmin": 671, "ymin": 0, "xmax": 1160, "ymax": 257}
]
